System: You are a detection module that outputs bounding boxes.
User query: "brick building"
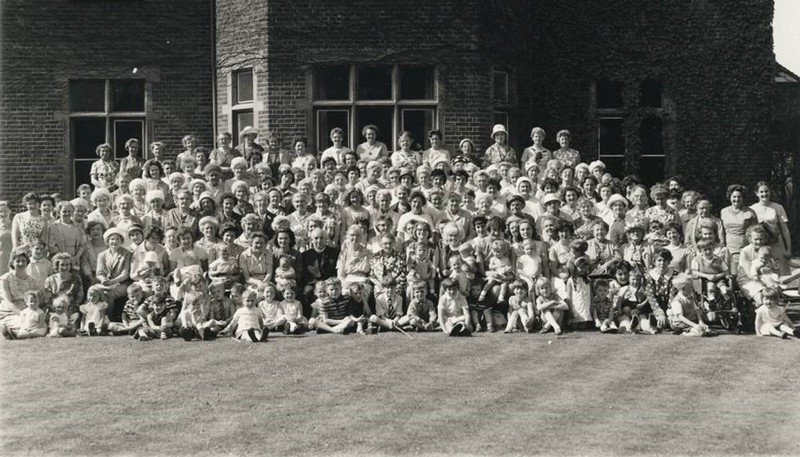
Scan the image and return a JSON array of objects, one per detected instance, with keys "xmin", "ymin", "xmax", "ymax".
[{"xmin": 0, "ymin": 0, "xmax": 790, "ymax": 212}]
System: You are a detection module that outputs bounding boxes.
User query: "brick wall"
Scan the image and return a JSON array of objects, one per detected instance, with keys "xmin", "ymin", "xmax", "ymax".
[{"xmin": 0, "ymin": 0, "xmax": 213, "ymax": 207}]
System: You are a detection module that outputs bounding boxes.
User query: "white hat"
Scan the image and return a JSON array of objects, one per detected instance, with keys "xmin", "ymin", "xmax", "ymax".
[
  {"xmin": 239, "ymin": 126, "xmax": 258, "ymax": 137},
  {"xmin": 145, "ymin": 190, "xmax": 165, "ymax": 203},
  {"xmin": 491, "ymin": 124, "xmax": 508, "ymax": 138},
  {"xmin": 607, "ymin": 193, "xmax": 628, "ymax": 209},
  {"xmin": 589, "ymin": 160, "xmax": 606, "ymax": 173},
  {"xmin": 542, "ymin": 193, "xmax": 561, "ymax": 206}
]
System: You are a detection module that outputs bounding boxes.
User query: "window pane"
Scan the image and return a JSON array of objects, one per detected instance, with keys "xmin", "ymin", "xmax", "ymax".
[
  {"xmin": 355, "ymin": 106, "xmax": 393, "ymax": 147},
  {"xmin": 69, "ymin": 80, "xmax": 105, "ymax": 112},
  {"xmin": 400, "ymin": 66, "xmax": 434, "ymax": 100},
  {"xmin": 72, "ymin": 117, "xmax": 107, "ymax": 159},
  {"xmin": 233, "ymin": 110, "xmax": 254, "ymax": 147},
  {"xmin": 639, "ymin": 156, "xmax": 665, "ymax": 187},
  {"xmin": 493, "ymin": 71, "xmax": 508, "ymax": 102},
  {"xmin": 357, "ymin": 65, "xmax": 392, "ymax": 100},
  {"xmin": 113, "ymin": 119, "xmax": 145, "ymax": 161},
  {"xmin": 598, "ymin": 118, "xmax": 625, "ymax": 157},
  {"xmin": 601, "ymin": 156, "xmax": 626, "ymax": 179},
  {"xmin": 493, "ymin": 111, "xmax": 509, "ymax": 131},
  {"xmin": 640, "ymin": 80, "xmax": 662, "ymax": 108},
  {"xmin": 74, "ymin": 160, "xmax": 94, "ymax": 189},
  {"xmin": 235, "ymin": 70, "xmax": 254, "ymax": 104},
  {"xmin": 401, "ymin": 109, "xmax": 435, "ymax": 152},
  {"xmin": 111, "ymin": 79, "xmax": 145, "ymax": 112},
  {"xmin": 314, "ymin": 65, "xmax": 350, "ymax": 101},
  {"xmin": 640, "ymin": 116, "xmax": 663, "ymax": 156},
  {"xmin": 597, "ymin": 79, "xmax": 623, "ymax": 109},
  {"xmin": 317, "ymin": 110, "xmax": 350, "ymax": 150}
]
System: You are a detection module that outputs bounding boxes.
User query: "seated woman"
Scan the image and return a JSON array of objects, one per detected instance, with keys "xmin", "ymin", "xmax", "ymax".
[
  {"xmin": 337, "ymin": 225, "xmax": 373, "ymax": 304},
  {"xmin": 0, "ymin": 248, "xmax": 41, "ymax": 333}
]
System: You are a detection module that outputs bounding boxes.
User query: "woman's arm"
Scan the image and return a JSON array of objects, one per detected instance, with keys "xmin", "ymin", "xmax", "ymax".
[
  {"xmin": 11, "ymin": 215, "xmax": 21, "ymax": 248},
  {"xmin": 107, "ymin": 254, "xmax": 131, "ymax": 285}
]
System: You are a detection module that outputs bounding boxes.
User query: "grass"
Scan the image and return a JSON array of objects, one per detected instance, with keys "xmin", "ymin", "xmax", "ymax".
[{"xmin": 2, "ymin": 331, "xmax": 800, "ymax": 456}]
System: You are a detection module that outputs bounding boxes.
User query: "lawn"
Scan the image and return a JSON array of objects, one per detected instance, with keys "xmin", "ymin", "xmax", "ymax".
[{"xmin": 2, "ymin": 331, "xmax": 800, "ymax": 456}]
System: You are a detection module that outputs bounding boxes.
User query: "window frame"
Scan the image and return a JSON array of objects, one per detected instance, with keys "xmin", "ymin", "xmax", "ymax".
[
  {"xmin": 311, "ymin": 64, "xmax": 439, "ymax": 151},
  {"xmin": 493, "ymin": 69, "xmax": 509, "ymax": 104}
]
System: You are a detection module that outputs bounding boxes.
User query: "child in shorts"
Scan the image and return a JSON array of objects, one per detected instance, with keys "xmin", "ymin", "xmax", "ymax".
[
  {"xmin": 259, "ymin": 283, "xmax": 287, "ymax": 332},
  {"xmin": 398, "ymin": 281, "xmax": 438, "ymax": 331},
  {"xmin": 309, "ymin": 278, "xmax": 363, "ymax": 334},
  {"xmin": 592, "ymin": 279, "xmax": 617, "ymax": 333},
  {"xmin": 108, "ymin": 283, "xmax": 146, "ymax": 336},
  {"xmin": 754, "ymin": 287, "xmax": 800, "ymax": 339},
  {"xmin": 505, "ymin": 279, "xmax": 535, "ymax": 333},
  {"xmin": 468, "ymin": 282, "xmax": 493, "ymax": 332},
  {"xmin": 536, "ymin": 277, "xmax": 568, "ymax": 335},
  {"xmin": 668, "ymin": 273, "xmax": 713, "ymax": 336},
  {"xmin": 136, "ymin": 276, "xmax": 179, "ymax": 341},
  {"xmin": 207, "ymin": 280, "xmax": 235, "ymax": 330},
  {"xmin": 178, "ymin": 292, "xmax": 212, "ymax": 341}
]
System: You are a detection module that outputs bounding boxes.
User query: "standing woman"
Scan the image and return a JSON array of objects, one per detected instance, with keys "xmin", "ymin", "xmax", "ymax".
[
  {"xmin": 0, "ymin": 202, "xmax": 13, "ymax": 277},
  {"xmin": 291, "ymin": 137, "xmax": 318, "ymax": 173},
  {"xmin": 421, "ymin": 130, "xmax": 450, "ymax": 168},
  {"xmin": 391, "ymin": 131, "xmax": 422, "ymax": 170},
  {"xmin": 552, "ymin": 130, "xmax": 581, "ymax": 168},
  {"xmin": 341, "ymin": 188, "xmax": 371, "ymax": 234},
  {"xmin": 625, "ymin": 185, "xmax": 650, "ymax": 228},
  {"xmin": 320, "ymin": 127, "xmax": 352, "ymax": 168},
  {"xmin": 456, "ymin": 138, "xmax": 479, "ymax": 165},
  {"xmin": 356, "ymin": 125, "xmax": 388, "ymax": 162},
  {"xmin": 90, "ymin": 143, "xmax": 119, "ymax": 189},
  {"xmin": 209, "ymin": 132, "xmax": 241, "ymax": 176},
  {"xmin": 82, "ymin": 221, "xmax": 107, "ymax": 284},
  {"xmin": 11, "ymin": 193, "xmax": 49, "ymax": 250},
  {"xmin": 119, "ymin": 138, "xmax": 144, "ymax": 181},
  {"xmin": 141, "ymin": 159, "xmax": 170, "ymax": 195},
  {"xmin": 720, "ymin": 184, "xmax": 757, "ymax": 276},
  {"xmin": 520, "ymin": 127, "xmax": 552, "ymax": 173},
  {"xmin": 750, "ymin": 181, "xmax": 792, "ymax": 274},
  {"xmin": 484, "ymin": 124, "xmax": 516, "ymax": 167},
  {"xmin": 239, "ymin": 126, "xmax": 265, "ymax": 169}
]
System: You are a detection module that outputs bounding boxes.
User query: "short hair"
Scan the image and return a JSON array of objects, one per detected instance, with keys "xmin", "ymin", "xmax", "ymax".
[
  {"xmin": 329, "ymin": 127, "xmax": 344, "ymax": 138},
  {"xmin": 696, "ymin": 239, "xmax": 715, "ymax": 251},
  {"xmin": 21, "ymin": 192, "xmax": 40, "ymax": 205},
  {"xmin": 593, "ymin": 279, "xmax": 610, "ymax": 291},
  {"xmin": 361, "ymin": 124, "xmax": 379, "ymax": 136},
  {"xmin": 530, "ymin": 127, "xmax": 546, "ymax": 138},
  {"xmin": 726, "ymin": 184, "xmax": 747, "ymax": 200},
  {"xmin": 440, "ymin": 277, "xmax": 459, "ymax": 291},
  {"xmin": 672, "ymin": 273, "xmax": 692, "ymax": 289},
  {"xmin": 51, "ymin": 252, "xmax": 72, "ymax": 268},
  {"xmin": 511, "ymin": 279, "xmax": 527, "ymax": 290},
  {"xmin": 654, "ymin": 248, "xmax": 673, "ymax": 262},
  {"xmin": 127, "ymin": 283, "xmax": 144, "ymax": 294},
  {"xmin": 325, "ymin": 277, "xmax": 342, "ymax": 288},
  {"xmin": 427, "ymin": 129, "xmax": 443, "ymax": 139},
  {"xmin": 556, "ymin": 129, "xmax": 571, "ymax": 140},
  {"xmin": 760, "ymin": 287, "xmax": 779, "ymax": 301}
]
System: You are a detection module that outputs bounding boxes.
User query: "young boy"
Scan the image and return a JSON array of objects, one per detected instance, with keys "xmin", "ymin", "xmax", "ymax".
[
  {"xmin": 397, "ymin": 281, "xmax": 438, "ymax": 331},
  {"xmin": 309, "ymin": 278, "xmax": 363, "ymax": 334},
  {"xmin": 592, "ymin": 279, "xmax": 617, "ymax": 333},
  {"xmin": 108, "ymin": 283, "xmax": 146, "ymax": 336},
  {"xmin": 437, "ymin": 278, "xmax": 472, "ymax": 336},
  {"xmin": 47, "ymin": 295, "xmax": 78, "ymax": 337},
  {"xmin": 136, "ymin": 276, "xmax": 179, "ymax": 341},
  {"xmin": 754, "ymin": 288, "xmax": 800, "ymax": 339}
]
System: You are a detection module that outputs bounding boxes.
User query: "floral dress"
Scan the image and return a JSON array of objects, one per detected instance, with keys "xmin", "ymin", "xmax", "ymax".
[
  {"xmin": 484, "ymin": 144, "xmax": 517, "ymax": 166},
  {"xmin": 13, "ymin": 212, "xmax": 48, "ymax": 249},
  {"xmin": 645, "ymin": 205, "xmax": 680, "ymax": 228},
  {"xmin": 552, "ymin": 148, "xmax": 581, "ymax": 168}
]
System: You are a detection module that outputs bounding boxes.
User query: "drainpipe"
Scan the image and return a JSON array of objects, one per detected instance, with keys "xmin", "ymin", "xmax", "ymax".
[{"xmin": 210, "ymin": 0, "xmax": 218, "ymax": 140}]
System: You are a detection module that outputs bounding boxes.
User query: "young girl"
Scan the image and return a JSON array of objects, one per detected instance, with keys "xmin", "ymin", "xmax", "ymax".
[
  {"xmin": 279, "ymin": 284, "xmax": 308, "ymax": 334},
  {"xmin": 535, "ymin": 277, "xmax": 568, "ymax": 335},
  {"xmin": 754, "ymin": 287, "xmax": 799, "ymax": 338},
  {"xmin": 47, "ymin": 294, "xmax": 78, "ymax": 337},
  {"xmin": 566, "ymin": 256, "xmax": 594, "ymax": 329},
  {"xmin": 80, "ymin": 285, "xmax": 110, "ymax": 336},
  {"xmin": 480, "ymin": 239, "xmax": 515, "ymax": 303},
  {"xmin": 406, "ymin": 241, "xmax": 435, "ymax": 294},
  {"xmin": 437, "ymin": 278, "xmax": 472, "ymax": 336},
  {"xmin": 221, "ymin": 289, "xmax": 267, "ymax": 342},
  {"xmin": 668, "ymin": 273, "xmax": 713, "ymax": 336},
  {"xmin": 505, "ymin": 279, "xmax": 535, "ymax": 333},
  {"xmin": 1, "ymin": 291, "xmax": 47, "ymax": 339}
]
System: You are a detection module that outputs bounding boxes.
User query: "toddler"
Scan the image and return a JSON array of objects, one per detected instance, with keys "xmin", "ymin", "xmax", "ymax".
[
  {"xmin": 702, "ymin": 279, "xmax": 740, "ymax": 332},
  {"xmin": 592, "ymin": 279, "xmax": 617, "ymax": 333},
  {"xmin": 505, "ymin": 279, "xmax": 535, "ymax": 333},
  {"xmin": 2, "ymin": 291, "xmax": 47, "ymax": 339},
  {"xmin": 279, "ymin": 284, "xmax": 308, "ymax": 334},
  {"xmin": 108, "ymin": 283, "xmax": 146, "ymax": 336},
  {"xmin": 274, "ymin": 255, "xmax": 297, "ymax": 294},
  {"xmin": 26, "ymin": 241, "xmax": 52, "ymax": 289},
  {"xmin": 259, "ymin": 284, "xmax": 287, "ymax": 332},
  {"xmin": 221, "ymin": 289, "xmax": 268, "ymax": 342},
  {"xmin": 668, "ymin": 273, "xmax": 713, "ymax": 336},
  {"xmin": 446, "ymin": 254, "xmax": 470, "ymax": 294},
  {"xmin": 135, "ymin": 250, "xmax": 165, "ymax": 295},
  {"xmin": 208, "ymin": 246, "xmax": 241, "ymax": 288},
  {"xmin": 481, "ymin": 238, "xmax": 514, "ymax": 302},
  {"xmin": 406, "ymin": 241, "xmax": 435, "ymax": 294},
  {"xmin": 536, "ymin": 277, "xmax": 568, "ymax": 335},
  {"xmin": 80, "ymin": 285, "xmax": 110, "ymax": 336},
  {"xmin": 178, "ymin": 292, "xmax": 211, "ymax": 341},
  {"xmin": 48, "ymin": 294, "xmax": 78, "ymax": 337},
  {"xmin": 516, "ymin": 239, "xmax": 542, "ymax": 293},
  {"xmin": 437, "ymin": 278, "xmax": 472, "ymax": 336},
  {"xmin": 754, "ymin": 288, "xmax": 799, "ymax": 339}
]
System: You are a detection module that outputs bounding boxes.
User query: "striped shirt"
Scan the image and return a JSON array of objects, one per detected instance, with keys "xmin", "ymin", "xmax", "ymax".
[{"xmin": 319, "ymin": 296, "xmax": 356, "ymax": 320}]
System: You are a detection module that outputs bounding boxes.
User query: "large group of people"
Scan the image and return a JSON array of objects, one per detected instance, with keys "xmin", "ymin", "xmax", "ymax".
[{"xmin": 0, "ymin": 123, "xmax": 798, "ymax": 342}]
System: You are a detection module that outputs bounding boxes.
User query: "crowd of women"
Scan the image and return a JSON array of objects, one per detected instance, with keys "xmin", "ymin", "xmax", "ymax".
[{"xmin": 0, "ymin": 122, "xmax": 797, "ymax": 340}]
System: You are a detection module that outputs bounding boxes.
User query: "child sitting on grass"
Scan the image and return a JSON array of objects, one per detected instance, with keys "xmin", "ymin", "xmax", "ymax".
[
  {"xmin": 136, "ymin": 276, "xmax": 179, "ymax": 341},
  {"xmin": 505, "ymin": 279, "xmax": 535, "ymax": 333},
  {"xmin": 754, "ymin": 287, "xmax": 800, "ymax": 339},
  {"xmin": 468, "ymin": 282, "xmax": 493, "ymax": 332},
  {"xmin": 438, "ymin": 278, "xmax": 472, "ymax": 337},
  {"xmin": 309, "ymin": 278, "xmax": 362, "ymax": 334},
  {"xmin": 221, "ymin": 289, "xmax": 268, "ymax": 342},
  {"xmin": 397, "ymin": 281, "xmax": 438, "ymax": 332},
  {"xmin": 279, "ymin": 283, "xmax": 308, "ymax": 334},
  {"xmin": 80, "ymin": 285, "xmax": 110, "ymax": 336},
  {"xmin": 178, "ymin": 292, "xmax": 212, "ymax": 341},
  {"xmin": 108, "ymin": 283, "xmax": 145, "ymax": 336},
  {"xmin": 536, "ymin": 277, "xmax": 568, "ymax": 335},
  {"xmin": 668, "ymin": 273, "xmax": 714, "ymax": 337},
  {"xmin": 259, "ymin": 284, "xmax": 287, "ymax": 332},
  {"xmin": 2, "ymin": 291, "xmax": 47, "ymax": 340},
  {"xmin": 207, "ymin": 281, "xmax": 235, "ymax": 330},
  {"xmin": 592, "ymin": 279, "xmax": 617, "ymax": 333},
  {"xmin": 47, "ymin": 294, "xmax": 77, "ymax": 337}
]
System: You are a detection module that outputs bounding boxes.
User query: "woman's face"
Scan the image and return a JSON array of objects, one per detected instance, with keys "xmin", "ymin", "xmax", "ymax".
[
  {"xmin": 365, "ymin": 129, "xmax": 377, "ymax": 143},
  {"xmin": 217, "ymin": 135, "xmax": 231, "ymax": 147},
  {"xmin": 294, "ymin": 196, "xmax": 307, "ymax": 212},
  {"xmin": 583, "ymin": 180, "xmax": 595, "ymax": 196},
  {"xmin": 410, "ymin": 197, "xmax": 424, "ymax": 212},
  {"xmin": 399, "ymin": 136, "xmax": 411, "ymax": 150},
  {"xmin": 697, "ymin": 202, "xmax": 711, "ymax": 218},
  {"xmin": 99, "ymin": 147, "xmax": 112, "ymax": 160},
  {"xmin": 12, "ymin": 255, "xmax": 29, "ymax": 271},
  {"xmin": 631, "ymin": 189, "xmax": 647, "ymax": 208},
  {"xmin": 107, "ymin": 234, "xmax": 123, "ymax": 249},
  {"xmin": 493, "ymin": 133, "xmax": 506, "ymax": 145},
  {"xmin": 127, "ymin": 142, "xmax": 140, "ymax": 155},
  {"xmin": 654, "ymin": 255, "xmax": 667, "ymax": 272},
  {"xmin": 277, "ymin": 232, "xmax": 290, "ymax": 249},
  {"xmin": 235, "ymin": 188, "xmax": 247, "ymax": 202},
  {"xmin": 269, "ymin": 192, "xmax": 281, "ymax": 207},
  {"xmin": 149, "ymin": 165, "xmax": 161, "ymax": 179},
  {"xmin": 252, "ymin": 237, "xmax": 266, "ymax": 252},
  {"xmin": 222, "ymin": 198, "xmax": 235, "ymax": 213},
  {"xmin": 0, "ymin": 206, "xmax": 9, "ymax": 220},
  {"xmin": 519, "ymin": 222, "xmax": 533, "ymax": 240},
  {"xmin": 518, "ymin": 182, "xmax": 532, "ymax": 196},
  {"xmin": 348, "ymin": 192, "xmax": 361, "ymax": 206},
  {"xmin": 195, "ymin": 152, "xmax": 207, "ymax": 165},
  {"xmin": 558, "ymin": 135, "xmax": 570, "ymax": 148},
  {"xmin": 331, "ymin": 133, "xmax": 343, "ymax": 147},
  {"xmin": 756, "ymin": 185, "xmax": 770, "ymax": 203},
  {"xmin": 532, "ymin": 132, "xmax": 543, "ymax": 145},
  {"xmin": 460, "ymin": 142, "xmax": 471, "ymax": 155},
  {"xmin": 561, "ymin": 168, "xmax": 573, "ymax": 183},
  {"xmin": 730, "ymin": 190, "xmax": 744, "ymax": 208},
  {"xmin": 429, "ymin": 135, "xmax": 441, "ymax": 149},
  {"xmin": 294, "ymin": 141, "xmax": 306, "ymax": 155},
  {"xmin": 24, "ymin": 199, "xmax": 40, "ymax": 213}
]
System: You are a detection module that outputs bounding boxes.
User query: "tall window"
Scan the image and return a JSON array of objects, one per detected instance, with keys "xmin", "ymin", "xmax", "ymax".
[
  {"xmin": 311, "ymin": 65, "xmax": 437, "ymax": 152},
  {"xmin": 69, "ymin": 79, "xmax": 146, "ymax": 187},
  {"xmin": 595, "ymin": 79, "xmax": 625, "ymax": 177},
  {"xmin": 231, "ymin": 69, "xmax": 254, "ymax": 146}
]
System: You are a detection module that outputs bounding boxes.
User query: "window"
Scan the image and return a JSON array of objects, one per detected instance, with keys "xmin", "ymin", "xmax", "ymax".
[
  {"xmin": 597, "ymin": 117, "xmax": 626, "ymax": 177},
  {"xmin": 640, "ymin": 79, "xmax": 662, "ymax": 108},
  {"xmin": 596, "ymin": 79, "xmax": 624, "ymax": 109},
  {"xmin": 639, "ymin": 116, "xmax": 665, "ymax": 185},
  {"xmin": 493, "ymin": 111, "xmax": 509, "ymax": 131},
  {"xmin": 311, "ymin": 64, "xmax": 438, "ymax": 151},
  {"xmin": 493, "ymin": 70, "xmax": 509, "ymax": 103},
  {"xmin": 69, "ymin": 79, "xmax": 146, "ymax": 187},
  {"xmin": 231, "ymin": 69, "xmax": 255, "ymax": 146}
]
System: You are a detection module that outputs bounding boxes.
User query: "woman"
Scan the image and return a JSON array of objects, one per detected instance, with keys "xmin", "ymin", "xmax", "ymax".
[
  {"xmin": 81, "ymin": 221, "xmax": 107, "ymax": 283},
  {"xmin": 0, "ymin": 202, "xmax": 12, "ymax": 277},
  {"xmin": 320, "ymin": 127, "xmax": 352, "ymax": 168},
  {"xmin": 456, "ymin": 138, "xmax": 479, "ymax": 165},
  {"xmin": 391, "ymin": 131, "xmax": 421, "ymax": 170},
  {"xmin": 737, "ymin": 224, "xmax": 771, "ymax": 300},
  {"xmin": 356, "ymin": 125, "xmax": 388, "ymax": 162},
  {"xmin": 209, "ymin": 132, "xmax": 241, "ymax": 176},
  {"xmin": 235, "ymin": 214, "xmax": 262, "ymax": 250},
  {"xmin": 239, "ymin": 126, "xmax": 265, "ymax": 167},
  {"xmin": 95, "ymin": 227, "xmax": 132, "ymax": 302},
  {"xmin": 119, "ymin": 138, "xmax": 144, "ymax": 181},
  {"xmin": 300, "ymin": 228, "xmax": 339, "ymax": 312},
  {"xmin": 196, "ymin": 216, "xmax": 221, "ymax": 260},
  {"xmin": 291, "ymin": 137, "xmax": 317, "ymax": 173},
  {"xmin": 520, "ymin": 127, "xmax": 552, "ymax": 174},
  {"xmin": 109, "ymin": 194, "xmax": 143, "ymax": 248},
  {"xmin": 341, "ymin": 188, "xmax": 371, "ymax": 234},
  {"xmin": 142, "ymin": 159, "xmax": 170, "ymax": 195},
  {"xmin": 128, "ymin": 178, "xmax": 149, "ymax": 217},
  {"xmin": 240, "ymin": 231, "xmax": 273, "ymax": 289},
  {"xmin": 396, "ymin": 191, "xmax": 434, "ymax": 237},
  {"xmin": 11, "ymin": 192, "xmax": 49, "ymax": 250},
  {"xmin": 130, "ymin": 226, "xmax": 170, "ymax": 283},
  {"xmin": 644, "ymin": 248, "xmax": 677, "ymax": 331},
  {"xmin": 216, "ymin": 222, "xmax": 245, "ymax": 262},
  {"xmin": 90, "ymin": 143, "xmax": 119, "ymax": 189},
  {"xmin": 194, "ymin": 147, "xmax": 211, "ymax": 178},
  {"xmin": 337, "ymin": 225, "xmax": 373, "ymax": 298},
  {"xmin": 314, "ymin": 193, "xmax": 341, "ymax": 247},
  {"xmin": 484, "ymin": 124, "xmax": 516, "ymax": 166},
  {"xmin": 644, "ymin": 183, "xmax": 680, "ymax": 228},
  {"xmin": 625, "ymin": 185, "xmax": 650, "ymax": 228},
  {"xmin": 0, "ymin": 248, "xmax": 40, "ymax": 331},
  {"xmin": 552, "ymin": 130, "xmax": 581, "ymax": 168},
  {"xmin": 271, "ymin": 228, "xmax": 302, "ymax": 275},
  {"xmin": 287, "ymin": 193, "xmax": 312, "ymax": 245},
  {"xmin": 421, "ymin": 129, "xmax": 450, "ymax": 168},
  {"xmin": 720, "ymin": 184, "xmax": 757, "ymax": 275},
  {"xmin": 750, "ymin": 181, "xmax": 791, "ymax": 274},
  {"xmin": 87, "ymin": 188, "xmax": 114, "ymax": 229}
]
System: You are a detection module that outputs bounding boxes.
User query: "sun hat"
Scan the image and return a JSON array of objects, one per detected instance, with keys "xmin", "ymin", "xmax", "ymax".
[
  {"xmin": 143, "ymin": 251, "xmax": 160, "ymax": 264},
  {"xmin": 459, "ymin": 138, "xmax": 475, "ymax": 150},
  {"xmin": 542, "ymin": 193, "xmax": 561, "ymax": 206},
  {"xmin": 239, "ymin": 126, "xmax": 259, "ymax": 137},
  {"xmin": 607, "ymin": 193, "xmax": 628, "ymax": 209},
  {"xmin": 145, "ymin": 190, "xmax": 165, "ymax": 203},
  {"xmin": 127, "ymin": 223, "xmax": 144, "ymax": 235},
  {"xmin": 491, "ymin": 124, "xmax": 508, "ymax": 139},
  {"xmin": 103, "ymin": 227, "xmax": 126, "ymax": 244},
  {"xmin": 199, "ymin": 216, "xmax": 219, "ymax": 228},
  {"xmin": 506, "ymin": 194, "xmax": 526, "ymax": 209}
]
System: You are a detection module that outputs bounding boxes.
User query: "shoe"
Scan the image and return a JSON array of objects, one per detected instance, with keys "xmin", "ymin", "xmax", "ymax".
[
  {"xmin": 794, "ymin": 329, "xmax": 800, "ymax": 338},
  {"xmin": 629, "ymin": 315, "xmax": 639, "ymax": 331},
  {"xmin": 554, "ymin": 327, "xmax": 563, "ymax": 335},
  {"xmin": 138, "ymin": 334, "xmax": 151, "ymax": 342},
  {"xmin": 159, "ymin": 331, "xmax": 168, "ymax": 340},
  {"xmin": 180, "ymin": 327, "xmax": 193, "ymax": 341},
  {"xmin": 458, "ymin": 324, "xmax": 472, "ymax": 337},
  {"xmin": 87, "ymin": 322, "xmax": 97, "ymax": 336},
  {"xmin": 538, "ymin": 326, "xmax": 551, "ymax": 334},
  {"xmin": 1, "ymin": 325, "xmax": 15, "ymax": 340},
  {"xmin": 283, "ymin": 323, "xmax": 291, "ymax": 335},
  {"xmin": 449, "ymin": 322, "xmax": 464, "ymax": 336},
  {"xmin": 247, "ymin": 329, "xmax": 258, "ymax": 342},
  {"xmin": 781, "ymin": 332, "xmax": 789, "ymax": 339},
  {"xmin": 487, "ymin": 325, "xmax": 496, "ymax": 333},
  {"xmin": 260, "ymin": 329, "xmax": 269, "ymax": 342}
]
